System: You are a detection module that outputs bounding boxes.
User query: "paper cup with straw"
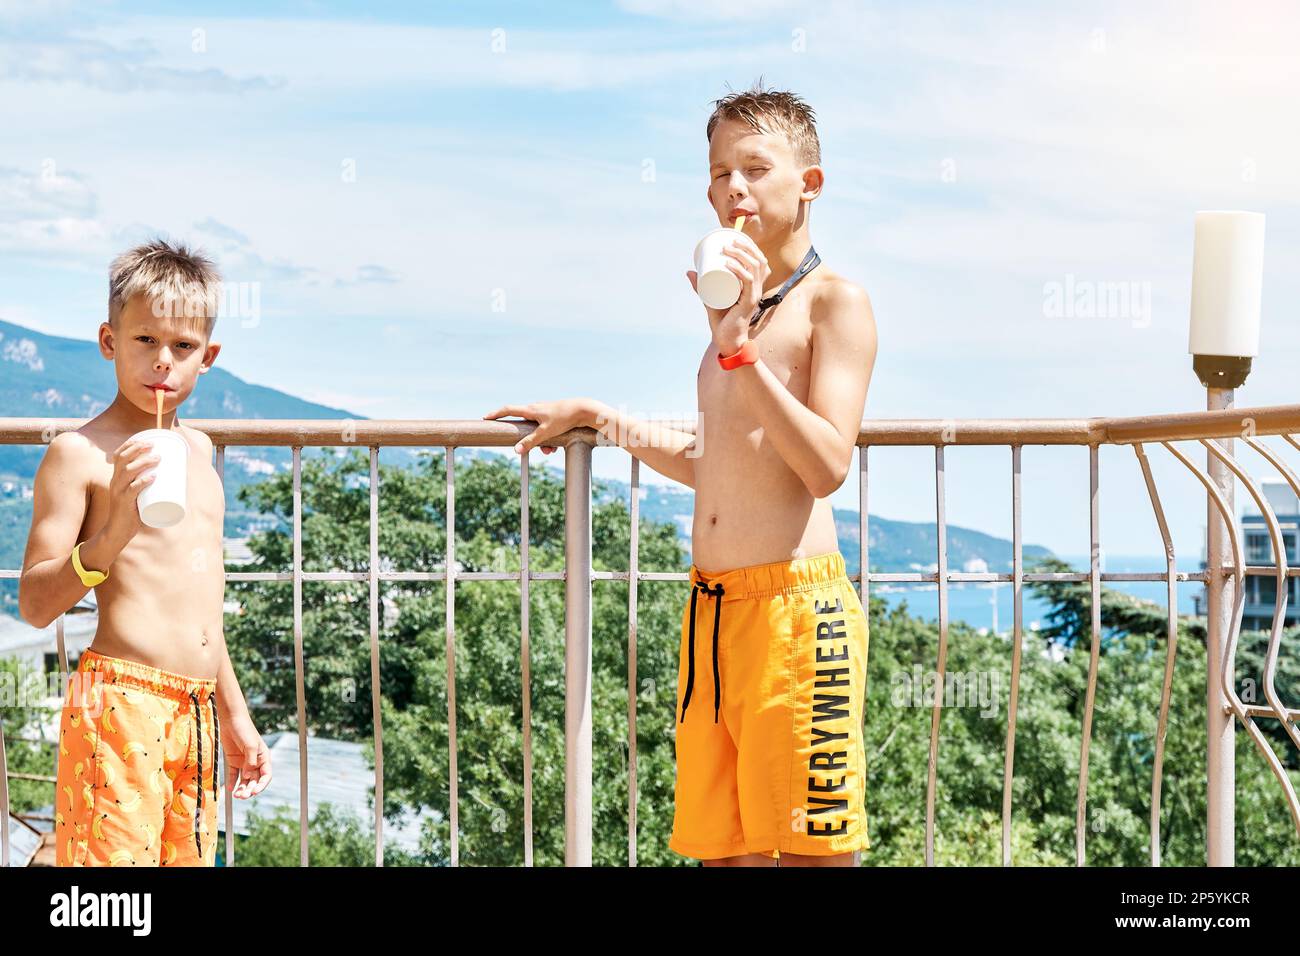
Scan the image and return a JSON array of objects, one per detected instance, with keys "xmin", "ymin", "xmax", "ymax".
[
  {"xmin": 692, "ymin": 216, "xmax": 749, "ymax": 309},
  {"xmin": 131, "ymin": 388, "xmax": 189, "ymax": 528}
]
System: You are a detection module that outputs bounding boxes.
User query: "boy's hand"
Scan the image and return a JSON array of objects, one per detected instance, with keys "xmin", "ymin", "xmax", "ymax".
[
  {"xmin": 483, "ymin": 398, "xmax": 599, "ymax": 456},
  {"xmin": 221, "ymin": 715, "xmax": 272, "ymax": 799},
  {"xmin": 687, "ymin": 232, "xmax": 771, "ymax": 356},
  {"xmin": 104, "ymin": 438, "xmax": 162, "ymax": 542}
]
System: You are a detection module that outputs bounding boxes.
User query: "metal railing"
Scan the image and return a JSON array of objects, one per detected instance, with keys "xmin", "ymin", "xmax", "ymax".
[{"xmin": 2, "ymin": 403, "xmax": 1300, "ymax": 867}]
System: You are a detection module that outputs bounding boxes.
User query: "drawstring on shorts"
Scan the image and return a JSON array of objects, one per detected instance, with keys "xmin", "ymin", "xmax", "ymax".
[
  {"xmin": 189, "ymin": 691, "xmax": 220, "ymax": 857},
  {"xmin": 680, "ymin": 580, "xmax": 725, "ymax": 724}
]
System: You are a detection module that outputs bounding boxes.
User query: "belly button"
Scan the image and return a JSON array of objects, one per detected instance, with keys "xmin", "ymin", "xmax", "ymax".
[{"xmin": 709, "ymin": 514, "xmax": 718, "ymax": 526}]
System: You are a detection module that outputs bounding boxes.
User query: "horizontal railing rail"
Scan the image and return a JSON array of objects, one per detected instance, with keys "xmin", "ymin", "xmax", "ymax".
[{"xmin": 2, "ymin": 402, "xmax": 1299, "ymax": 866}]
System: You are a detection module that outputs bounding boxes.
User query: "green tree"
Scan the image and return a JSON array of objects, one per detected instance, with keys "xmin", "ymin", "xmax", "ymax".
[{"xmin": 218, "ymin": 454, "xmax": 1300, "ymax": 867}]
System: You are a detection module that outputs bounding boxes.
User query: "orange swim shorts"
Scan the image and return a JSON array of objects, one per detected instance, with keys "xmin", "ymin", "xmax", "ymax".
[
  {"xmin": 54, "ymin": 649, "xmax": 221, "ymax": 867},
  {"xmin": 669, "ymin": 550, "xmax": 870, "ymax": 861}
]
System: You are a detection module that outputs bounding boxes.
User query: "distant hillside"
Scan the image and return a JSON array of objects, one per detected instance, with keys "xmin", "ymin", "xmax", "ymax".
[
  {"xmin": 593, "ymin": 479, "xmax": 1053, "ymax": 575},
  {"xmin": 0, "ymin": 317, "xmax": 359, "ymax": 478},
  {"xmin": 0, "ymin": 317, "xmax": 1053, "ymax": 608}
]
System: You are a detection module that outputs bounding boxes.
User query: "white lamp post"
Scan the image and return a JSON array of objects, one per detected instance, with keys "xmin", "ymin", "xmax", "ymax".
[{"xmin": 1190, "ymin": 209, "xmax": 1265, "ymax": 867}]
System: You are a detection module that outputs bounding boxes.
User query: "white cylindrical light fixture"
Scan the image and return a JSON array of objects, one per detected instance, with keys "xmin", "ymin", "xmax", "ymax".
[{"xmin": 1189, "ymin": 210, "xmax": 1265, "ymax": 388}]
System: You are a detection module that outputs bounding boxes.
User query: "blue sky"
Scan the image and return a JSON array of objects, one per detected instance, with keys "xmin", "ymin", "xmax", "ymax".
[{"xmin": 2, "ymin": 0, "xmax": 1299, "ymax": 560}]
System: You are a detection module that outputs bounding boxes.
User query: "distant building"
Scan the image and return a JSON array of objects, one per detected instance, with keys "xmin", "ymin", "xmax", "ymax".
[{"xmin": 1192, "ymin": 479, "xmax": 1300, "ymax": 632}]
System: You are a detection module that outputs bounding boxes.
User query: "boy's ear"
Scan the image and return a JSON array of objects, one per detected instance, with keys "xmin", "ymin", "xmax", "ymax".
[
  {"xmin": 800, "ymin": 164, "xmax": 825, "ymax": 202},
  {"xmin": 200, "ymin": 341, "xmax": 221, "ymax": 371},
  {"xmin": 97, "ymin": 322, "xmax": 116, "ymax": 360}
]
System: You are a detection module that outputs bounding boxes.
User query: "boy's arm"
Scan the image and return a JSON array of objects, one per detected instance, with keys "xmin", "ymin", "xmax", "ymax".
[
  {"xmin": 732, "ymin": 282, "xmax": 877, "ymax": 498},
  {"xmin": 485, "ymin": 398, "xmax": 699, "ymax": 488},
  {"xmin": 19, "ymin": 435, "xmax": 121, "ymax": 628},
  {"xmin": 213, "ymin": 635, "xmax": 273, "ymax": 797}
]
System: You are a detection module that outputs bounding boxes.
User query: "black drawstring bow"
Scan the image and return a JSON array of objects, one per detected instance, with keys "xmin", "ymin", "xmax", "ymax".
[{"xmin": 680, "ymin": 580, "xmax": 725, "ymax": 724}]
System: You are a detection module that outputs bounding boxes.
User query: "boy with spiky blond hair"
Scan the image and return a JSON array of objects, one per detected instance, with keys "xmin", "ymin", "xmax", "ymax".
[
  {"xmin": 488, "ymin": 84, "xmax": 878, "ymax": 866},
  {"xmin": 20, "ymin": 239, "xmax": 271, "ymax": 866}
]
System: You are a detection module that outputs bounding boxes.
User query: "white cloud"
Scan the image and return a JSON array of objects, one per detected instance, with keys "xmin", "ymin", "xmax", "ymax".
[{"xmin": 616, "ymin": 0, "xmax": 805, "ymax": 22}]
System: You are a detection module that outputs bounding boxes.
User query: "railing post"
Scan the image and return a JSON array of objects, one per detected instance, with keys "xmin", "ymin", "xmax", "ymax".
[
  {"xmin": 1, "ymin": 713, "xmax": 9, "ymax": 868},
  {"xmin": 1206, "ymin": 387, "xmax": 1236, "ymax": 865},
  {"xmin": 564, "ymin": 439, "xmax": 593, "ymax": 866}
]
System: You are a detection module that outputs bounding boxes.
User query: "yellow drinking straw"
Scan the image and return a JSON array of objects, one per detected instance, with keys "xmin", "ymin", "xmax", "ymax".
[
  {"xmin": 155, "ymin": 387, "xmax": 164, "ymax": 430},
  {"xmin": 733, "ymin": 215, "xmax": 746, "ymax": 231}
]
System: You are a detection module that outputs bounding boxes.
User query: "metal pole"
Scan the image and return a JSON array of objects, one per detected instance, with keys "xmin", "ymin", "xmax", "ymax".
[
  {"xmin": 564, "ymin": 440, "xmax": 593, "ymax": 866},
  {"xmin": 1206, "ymin": 386, "xmax": 1236, "ymax": 865}
]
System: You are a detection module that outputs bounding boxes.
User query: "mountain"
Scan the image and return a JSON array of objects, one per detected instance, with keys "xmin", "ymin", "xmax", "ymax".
[
  {"xmin": 593, "ymin": 480, "xmax": 1053, "ymax": 575},
  {"xmin": 0, "ymin": 317, "xmax": 1053, "ymax": 598}
]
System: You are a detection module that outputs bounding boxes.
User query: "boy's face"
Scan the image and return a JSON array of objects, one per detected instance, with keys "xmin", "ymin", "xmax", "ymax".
[
  {"xmin": 707, "ymin": 116, "xmax": 821, "ymax": 242},
  {"xmin": 99, "ymin": 295, "xmax": 221, "ymax": 418}
]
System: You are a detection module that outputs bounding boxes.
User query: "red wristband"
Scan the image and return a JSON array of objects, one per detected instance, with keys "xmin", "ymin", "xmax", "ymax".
[{"xmin": 717, "ymin": 339, "xmax": 759, "ymax": 370}]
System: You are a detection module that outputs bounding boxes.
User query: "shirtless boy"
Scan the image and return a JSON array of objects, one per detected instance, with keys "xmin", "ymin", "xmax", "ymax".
[
  {"xmin": 485, "ymin": 85, "xmax": 878, "ymax": 866},
  {"xmin": 19, "ymin": 240, "xmax": 271, "ymax": 866}
]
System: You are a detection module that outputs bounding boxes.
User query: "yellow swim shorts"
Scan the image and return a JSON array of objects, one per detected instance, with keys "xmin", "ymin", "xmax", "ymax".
[
  {"xmin": 54, "ymin": 649, "xmax": 220, "ymax": 867},
  {"xmin": 669, "ymin": 550, "xmax": 870, "ymax": 861}
]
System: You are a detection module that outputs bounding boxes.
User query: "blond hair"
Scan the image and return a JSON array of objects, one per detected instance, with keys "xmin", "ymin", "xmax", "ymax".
[
  {"xmin": 108, "ymin": 239, "xmax": 221, "ymax": 335},
  {"xmin": 705, "ymin": 81, "xmax": 821, "ymax": 167}
]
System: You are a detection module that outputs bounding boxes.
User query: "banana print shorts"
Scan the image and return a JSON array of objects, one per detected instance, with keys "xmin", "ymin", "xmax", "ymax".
[
  {"xmin": 669, "ymin": 550, "xmax": 870, "ymax": 861},
  {"xmin": 54, "ymin": 649, "xmax": 221, "ymax": 867}
]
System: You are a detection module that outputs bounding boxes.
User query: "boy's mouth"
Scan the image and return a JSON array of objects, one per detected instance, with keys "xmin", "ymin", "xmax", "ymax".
[
  {"xmin": 728, "ymin": 209, "xmax": 757, "ymax": 224},
  {"xmin": 146, "ymin": 382, "xmax": 176, "ymax": 393}
]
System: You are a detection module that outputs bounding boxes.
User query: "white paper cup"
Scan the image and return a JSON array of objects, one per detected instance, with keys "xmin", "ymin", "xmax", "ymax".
[
  {"xmin": 693, "ymin": 227, "xmax": 744, "ymax": 310},
  {"xmin": 131, "ymin": 428, "xmax": 189, "ymax": 529}
]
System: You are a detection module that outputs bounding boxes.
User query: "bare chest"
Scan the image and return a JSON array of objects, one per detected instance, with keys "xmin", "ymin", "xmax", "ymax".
[
  {"xmin": 83, "ymin": 437, "xmax": 224, "ymax": 558},
  {"xmin": 697, "ymin": 306, "xmax": 816, "ymax": 420}
]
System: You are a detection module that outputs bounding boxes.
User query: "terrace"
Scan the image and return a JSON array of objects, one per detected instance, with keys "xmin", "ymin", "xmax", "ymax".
[{"xmin": 2, "ymin": 402, "xmax": 1300, "ymax": 866}]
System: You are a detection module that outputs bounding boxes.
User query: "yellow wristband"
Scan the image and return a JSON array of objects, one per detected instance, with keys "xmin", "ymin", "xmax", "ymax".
[{"xmin": 72, "ymin": 542, "xmax": 108, "ymax": 588}]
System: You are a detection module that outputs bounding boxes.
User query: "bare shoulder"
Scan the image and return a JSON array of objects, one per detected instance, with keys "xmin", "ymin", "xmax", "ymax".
[
  {"xmin": 178, "ymin": 422, "xmax": 214, "ymax": 458},
  {"xmin": 39, "ymin": 429, "xmax": 97, "ymax": 475},
  {"xmin": 811, "ymin": 270, "xmax": 874, "ymax": 328},
  {"xmin": 810, "ymin": 271, "xmax": 877, "ymax": 359}
]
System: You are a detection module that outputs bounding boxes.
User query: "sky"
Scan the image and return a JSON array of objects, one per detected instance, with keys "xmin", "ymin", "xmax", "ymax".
[{"xmin": 2, "ymin": 0, "xmax": 1299, "ymax": 560}]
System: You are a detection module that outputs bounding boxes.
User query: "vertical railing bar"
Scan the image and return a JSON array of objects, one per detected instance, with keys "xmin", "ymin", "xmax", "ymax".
[
  {"xmin": 1132, "ymin": 442, "xmax": 1179, "ymax": 867},
  {"xmin": 368, "ymin": 446, "xmax": 385, "ymax": 866},
  {"xmin": 292, "ymin": 446, "xmax": 309, "ymax": 866},
  {"xmin": 216, "ymin": 445, "xmax": 235, "ymax": 867},
  {"xmin": 56, "ymin": 614, "xmax": 67, "ymax": 681},
  {"xmin": 859, "ymin": 444, "xmax": 869, "ymax": 606},
  {"xmin": 520, "ymin": 451, "xmax": 534, "ymax": 867},
  {"xmin": 1001, "ymin": 445, "xmax": 1024, "ymax": 866},
  {"xmin": 1203, "ymin": 397, "xmax": 1238, "ymax": 865},
  {"xmin": 445, "ymin": 446, "xmax": 459, "ymax": 866},
  {"xmin": 0, "ymin": 709, "xmax": 9, "ymax": 867},
  {"xmin": 1202, "ymin": 438, "xmax": 1300, "ymax": 750},
  {"xmin": 564, "ymin": 439, "xmax": 594, "ymax": 866},
  {"xmin": 1164, "ymin": 439, "xmax": 1300, "ymax": 841},
  {"xmin": 627, "ymin": 456, "xmax": 640, "ymax": 867},
  {"xmin": 1076, "ymin": 444, "xmax": 1103, "ymax": 867},
  {"xmin": 858, "ymin": 443, "xmax": 869, "ymax": 868},
  {"xmin": 1238, "ymin": 436, "xmax": 1300, "ymax": 739},
  {"xmin": 924, "ymin": 443, "xmax": 949, "ymax": 867}
]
